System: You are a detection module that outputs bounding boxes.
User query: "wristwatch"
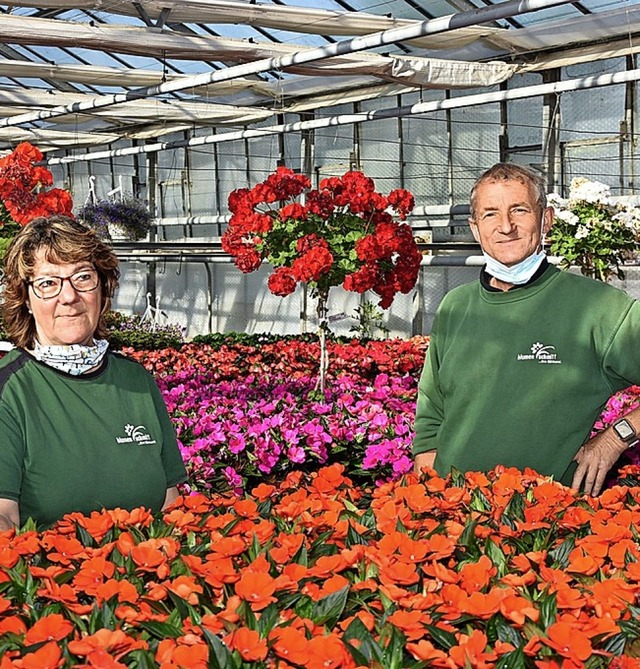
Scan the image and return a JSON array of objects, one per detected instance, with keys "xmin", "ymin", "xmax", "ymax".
[{"xmin": 612, "ymin": 418, "xmax": 640, "ymax": 449}]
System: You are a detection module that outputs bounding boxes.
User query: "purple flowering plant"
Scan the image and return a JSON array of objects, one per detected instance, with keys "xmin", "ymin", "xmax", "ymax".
[
  {"xmin": 78, "ymin": 194, "xmax": 153, "ymax": 241},
  {"xmin": 126, "ymin": 337, "xmax": 640, "ymax": 494}
]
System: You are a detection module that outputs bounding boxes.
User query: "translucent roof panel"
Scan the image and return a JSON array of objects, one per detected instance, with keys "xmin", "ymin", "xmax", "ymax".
[{"xmin": 0, "ymin": 0, "xmax": 638, "ymax": 152}]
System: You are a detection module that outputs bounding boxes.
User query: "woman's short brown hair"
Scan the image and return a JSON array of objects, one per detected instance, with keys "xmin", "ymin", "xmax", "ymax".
[{"xmin": 2, "ymin": 215, "xmax": 120, "ymax": 348}]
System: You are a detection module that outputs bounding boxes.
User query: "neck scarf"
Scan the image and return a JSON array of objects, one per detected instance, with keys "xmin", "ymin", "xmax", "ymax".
[{"xmin": 33, "ymin": 339, "xmax": 109, "ymax": 376}]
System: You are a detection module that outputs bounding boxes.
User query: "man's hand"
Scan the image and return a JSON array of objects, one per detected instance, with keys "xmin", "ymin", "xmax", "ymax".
[
  {"xmin": 414, "ymin": 451, "xmax": 437, "ymax": 476},
  {"xmin": 572, "ymin": 429, "xmax": 627, "ymax": 496}
]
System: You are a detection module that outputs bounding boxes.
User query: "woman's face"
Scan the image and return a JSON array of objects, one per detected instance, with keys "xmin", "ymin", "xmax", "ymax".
[{"xmin": 27, "ymin": 249, "xmax": 102, "ymax": 347}]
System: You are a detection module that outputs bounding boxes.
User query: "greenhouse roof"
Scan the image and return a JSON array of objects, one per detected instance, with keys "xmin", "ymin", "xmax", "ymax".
[{"xmin": 0, "ymin": 0, "xmax": 639, "ymax": 153}]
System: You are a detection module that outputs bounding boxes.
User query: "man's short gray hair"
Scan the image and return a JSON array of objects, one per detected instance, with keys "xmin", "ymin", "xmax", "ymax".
[{"xmin": 469, "ymin": 163, "xmax": 548, "ymax": 220}]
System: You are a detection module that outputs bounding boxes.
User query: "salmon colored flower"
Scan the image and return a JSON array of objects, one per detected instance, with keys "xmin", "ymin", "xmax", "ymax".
[
  {"xmin": 68, "ymin": 629, "xmax": 148, "ymax": 658},
  {"xmin": 224, "ymin": 627, "xmax": 268, "ymax": 662},
  {"xmin": 155, "ymin": 638, "xmax": 209, "ymax": 669},
  {"xmin": 459, "ymin": 555, "xmax": 496, "ymax": 594},
  {"xmin": 448, "ymin": 630, "xmax": 497, "ymax": 669},
  {"xmin": 234, "ymin": 570, "xmax": 277, "ymax": 610},
  {"xmin": 209, "ymin": 535, "xmax": 247, "ymax": 557},
  {"xmin": 499, "ymin": 593, "xmax": 540, "ymax": 626},
  {"xmin": 24, "ymin": 613, "xmax": 74, "ymax": 645},
  {"xmin": 17, "ymin": 641, "xmax": 63, "ymax": 669},
  {"xmin": 543, "ymin": 621, "xmax": 593, "ymax": 662},
  {"xmin": 166, "ymin": 575, "xmax": 203, "ymax": 605},
  {"xmin": 406, "ymin": 639, "xmax": 449, "ymax": 663},
  {"xmin": 95, "ymin": 578, "xmax": 139, "ymax": 605},
  {"xmin": 387, "ymin": 609, "xmax": 428, "ymax": 641},
  {"xmin": 307, "ymin": 633, "xmax": 350, "ymax": 669},
  {"xmin": 269, "ymin": 626, "xmax": 310, "ymax": 665}
]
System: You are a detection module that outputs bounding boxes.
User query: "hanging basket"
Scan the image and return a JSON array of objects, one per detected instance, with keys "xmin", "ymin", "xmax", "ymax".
[{"xmin": 107, "ymin": 221, "xmax": 130, "ymax": 242}]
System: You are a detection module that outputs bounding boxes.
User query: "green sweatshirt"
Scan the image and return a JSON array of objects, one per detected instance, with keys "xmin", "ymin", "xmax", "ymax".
[
  {"xmin": 0, "ymin": 350, "xmax": 187, "ymax": 528},
  {"xmin": 413, "ymin": 265, "xmax": 640, "ymax": 485}
]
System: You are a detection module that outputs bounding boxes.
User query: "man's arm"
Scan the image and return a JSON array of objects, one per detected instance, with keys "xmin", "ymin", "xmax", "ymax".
[
  {"xmin": 414, "ymin": 450, "xmax": 437, "ymax": 475},
  {"xmin": 0, "ymin": 499, "xmax": 19, "ymax": 531},
  {"xmin": 162, "ymin": 486, "xmax": 180, "ymax": 510},
  {"xmin": 572, "ymin": 406, "xmax": 640, "ymax": 496}
]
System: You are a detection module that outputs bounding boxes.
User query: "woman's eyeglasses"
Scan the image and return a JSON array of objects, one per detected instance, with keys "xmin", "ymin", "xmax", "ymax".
[{"xmin": 28, "ymin": 269, "xmax": 100, "ymax": 300}]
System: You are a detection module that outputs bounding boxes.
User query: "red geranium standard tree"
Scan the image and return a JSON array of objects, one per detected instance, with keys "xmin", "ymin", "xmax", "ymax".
[
  {"xmin": 0, "ymin": 142, "xmax": 73, "ymax": 226},
  {"xmin": 222, "ymin": 166, "xmax": 422, "ymax": 389},
  {"xmin": 0, "ymin": 142, "xmax": 74, "ymax": 262}
]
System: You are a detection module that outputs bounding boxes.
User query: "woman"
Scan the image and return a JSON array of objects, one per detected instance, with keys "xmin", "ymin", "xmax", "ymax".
[{"xmin": 0, "ymin": 215, "xmax": 187, "ymax": 530}]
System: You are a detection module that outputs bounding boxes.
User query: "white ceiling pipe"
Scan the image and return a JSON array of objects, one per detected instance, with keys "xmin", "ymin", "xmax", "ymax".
[
  {"xmin": 1, "ymin": 0, "xmax": 575, "ymax": 130},
  {"xmin": 47, "ymin": 67, "xmax": 640, "ymax": 165}
]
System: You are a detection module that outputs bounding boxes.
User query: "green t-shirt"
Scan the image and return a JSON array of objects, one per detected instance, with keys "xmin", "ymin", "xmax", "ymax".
[
  {"xmin": 0, "ymin": 349, "xmax": 187, "ymax": 528},
  {"xmin": 413, "ymin": 265, "xmax": 640, "ymax": 485}
]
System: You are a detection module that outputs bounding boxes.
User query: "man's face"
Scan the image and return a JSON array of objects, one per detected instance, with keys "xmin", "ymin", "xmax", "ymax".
[{"xmin": 469, "ymin": 179, "xmax": 553, "ymax": 267}]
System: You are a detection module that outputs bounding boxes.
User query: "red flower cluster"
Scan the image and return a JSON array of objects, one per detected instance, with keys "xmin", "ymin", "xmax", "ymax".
[
  {"xmin": 0, "ymin": 142, "xmax": 73, "ymax": 226},
  {"xmin": 222, "ymin": 166, "xmax": 422, "ymax": 308}
]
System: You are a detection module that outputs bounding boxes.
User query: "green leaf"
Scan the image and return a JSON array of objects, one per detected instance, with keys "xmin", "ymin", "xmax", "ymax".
[
  {"xmin": 494, "ymin": 615, "xmax": 525, "ymax": 648},
  {"xmin": 458, "ymin": 518, "xmax": 480, "ymax": 558},
  {"xmin": 538, "ymin": 592, "xmax": 557, "ymax": 629},
  {"xmin": 311, "ymin": 585, "xmax": 349, "ymax": 627},
  {"xmin": 502, "ymin": 492, "xmax": 526, "ymax": 524},
  {"xmin": 201, "ymin": 627, "xmax": 235, "ymax": 669},
  {"xmin": 449, "ymin": 467, "xmax": 466, "ymax": 488},
  {"xmin": 424, "ymin": 623, "xmax": 457, "ymax": 650},
  {"xmin": 127, "ymin": 649, "xmax": 163, "ymax": 669},
  {"xmin": 381, "ymin": 624, "xmax": 409, "ymax": 669},
  {"xmin": 343, "ymin": 618, "xmax": 378, "ymax": 665},
  {"xmin": 485, "ymin": 539, "xmax": 508, "ymax": 577},
  {"xmin": 470, "ymin": 487, "xmax": 492, "ymax": 513},
  {"xmin": 494, "ymin": 647, "xmax": 526, "ymax": 669},
  {"xmin": 346, "ymin": 522, "xmax": 369, "ymax": 547},
  {"xmin": 548, "ymin": 536, "xmax": 575, "ymax": 569},
  {"xmin": 256, "ymin": 603, "xmax": 279, "ymax": 636},
  {"xmin": 139, "ymin": 620, "xmax": 183, "ymax": 639}
]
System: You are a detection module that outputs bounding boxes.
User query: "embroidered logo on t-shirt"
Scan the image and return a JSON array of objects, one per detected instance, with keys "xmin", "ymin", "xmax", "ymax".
[
  {"xmin": 517, "ymin": 342, "xmax": 562, "ymax": 364},
  {"xmin": 116, "ymin": 423, "xmax": 157, "ymax": 446}
]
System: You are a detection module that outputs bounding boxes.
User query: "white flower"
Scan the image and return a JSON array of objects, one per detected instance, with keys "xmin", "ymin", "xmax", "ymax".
[
  {"xmin": 569, "ymin": 178, "xmax": 611, "ymax": 204},
  {"xmin": 575, "ymin": 224, "xmax": 590, "ymax": 239},
  {"xmin": 613, "ymin": 209, "xmax": 640, "ymax": 230},
  {"xmin": 554, "ymin": 209, "xmax": 580, "ymax": 226}
]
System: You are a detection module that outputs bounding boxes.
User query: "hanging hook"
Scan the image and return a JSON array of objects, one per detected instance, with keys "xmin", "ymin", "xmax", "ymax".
[{"xmin": 85, "ymin": 175, "xmax": 97, "ymax": 204}]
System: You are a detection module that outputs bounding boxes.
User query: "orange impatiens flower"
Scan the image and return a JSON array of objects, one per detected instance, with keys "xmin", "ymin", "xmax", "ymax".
[
  {"xmin": 166, "ymin": 575, "xmax": 204, "ymax": 605},
  {"xmin": 234, "ymin": 569, "xmax": 277, "ymax": 611},
  {"xmin": 269, "ymin": 626, "xmax": 310, "ymax": 666},
  {"xmin": 499, "ymin": 593, "xmax": 540, "ymax": 626},
  {"xmin": 458, "ymin": 555, "xmax": 496, "ymax": 594},
  {"xmin": 542, "ymin": 621, "xmax": 593, "ymax": 663},
  {"xmin": 208, "ymin": 535, "xmax": 247, "ymax": 557},
  {"xmin": 448, "ymin": 630, "xmax": 497, "ymax": 669},
  {"xmin": 387, "ymin": 609, "xmax": 429, "ymax": 641},
  {"xmin": 16, "ymin": 641, "xmax": 63, "ymax": 669},
  {"xmin": 73, "ymin": 556, "xmax": 116, "ymax": 596},
  {"xmin": 155, "ymin": 637, "xmax": 209, "ymax": 669},
  {"xmin": 95, "ymin": 578, "xmax": 139, "ymax": 605},
  {"xmin": 67, "ymin": 628, "xmax": 148, "ymax": 659},
  {"xmin": 307, "ymin": 633, "xmax": 352, "ymax": 669},
  {"xmin": 406, "ymin": 639, "xmax": 450, "ymax": 664},
  {"xmin": 224, "ymin": 627, "xmax": 268, "ymax": 662},
  {"xmin": 23, "ymin": 613, "xmax": 74, "ymax": 645}
]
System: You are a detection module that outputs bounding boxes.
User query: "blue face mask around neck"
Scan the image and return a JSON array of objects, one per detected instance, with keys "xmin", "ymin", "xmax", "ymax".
[
  {"xmin": 479, "ymin": 215, "xmax": 547, "ymax": 285},
  {"xmin": 482, "ymin": 249, "xmax": 546, "ymax": 285}
]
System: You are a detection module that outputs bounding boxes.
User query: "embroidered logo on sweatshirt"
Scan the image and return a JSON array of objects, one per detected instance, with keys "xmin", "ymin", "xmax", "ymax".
[
  {"xmin": 116, "ymin": 423, "xmax": 157, "ymax": 446},
  {"xmin": 517, "ymin": 342, "xmax": 562, "ymax": 364}
]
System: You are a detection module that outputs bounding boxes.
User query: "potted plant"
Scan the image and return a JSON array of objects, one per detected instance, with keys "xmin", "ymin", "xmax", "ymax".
[
  {"xmin": 547, "ymin": 177, "xmax": 640, "ymax": 282},
  {"xmin": 0, "ymin": 142, "xmax": 73, "ymax": 264},
  {"xmin": 78, "ymin": 195, "xmax": 154, "ymax": 242}
]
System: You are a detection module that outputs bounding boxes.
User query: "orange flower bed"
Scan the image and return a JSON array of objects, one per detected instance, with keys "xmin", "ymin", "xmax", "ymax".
[{"xmin": 1, "ymin": 464, "xmax": 640, "ymax": 668}]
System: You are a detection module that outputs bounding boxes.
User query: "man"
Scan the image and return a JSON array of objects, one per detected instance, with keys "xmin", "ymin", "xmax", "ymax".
[{"xmin": 413, "ymin": 163, "xmax": 640, "ymax": 495}]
